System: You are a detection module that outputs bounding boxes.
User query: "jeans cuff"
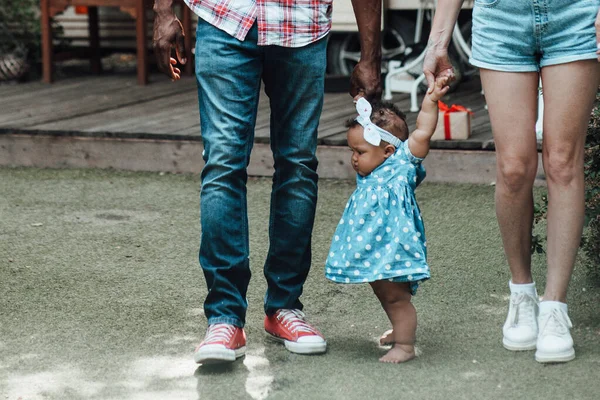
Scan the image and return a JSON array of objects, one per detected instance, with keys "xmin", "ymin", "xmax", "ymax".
[
  {"xmin": 264, "ymin": 305, "xmax": 303, "ymax": 317},
  {"xmin": 207, "ymin": 316, "xmax": 245, "ymax": 328}
]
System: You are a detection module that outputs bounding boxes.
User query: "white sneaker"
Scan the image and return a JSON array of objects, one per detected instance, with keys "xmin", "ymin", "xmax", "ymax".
[
  {"xmin": 535, "ymin": 302, "xmax": 575, "ymax": 363},
  {"xmin": 502, "ymin": 290, "xmax": 539, "ymax": 351}
]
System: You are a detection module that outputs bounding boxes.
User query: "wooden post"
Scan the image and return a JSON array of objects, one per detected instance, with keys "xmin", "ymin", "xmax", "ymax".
[
  {"xmin": 135, "ymin": 0, "xmax": 148, "ymax": 85},
  {"xmin": 183, "ymin": 3, "xmax": 193, "ymax": 76},
  {"xmin": 41, "ymin": 0, "xmax": 54, "ymax": 83},
  {"xmin": 88, "ymin": 6, "xmax": 102, "ymax": 74}
]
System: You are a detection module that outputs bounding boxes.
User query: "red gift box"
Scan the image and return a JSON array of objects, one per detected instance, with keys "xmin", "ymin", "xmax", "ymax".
[{"xmin": 432, "ymin": 101, "xmax": 473, "ymax": 140}]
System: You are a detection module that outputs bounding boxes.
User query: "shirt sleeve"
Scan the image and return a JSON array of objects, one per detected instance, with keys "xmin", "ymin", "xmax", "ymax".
[{"xmin": 401, "ymin": 140, "xmax": 424, "ymax": 165}]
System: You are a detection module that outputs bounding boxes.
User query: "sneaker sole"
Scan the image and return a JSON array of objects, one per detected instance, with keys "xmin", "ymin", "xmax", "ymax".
[
  {"xmin": 266, "ymin": 332, "xmax": 327, "ymax": 355},
  {"xmin": 535, "ymin": 348, "xmax": 575, "ymax": 363},
  {"xmin": 194, "ymin": 345, "xmax": 246, "ymax": 364},
  {"xmin": 502, "ymin": 337, "xmax": 537, "ymax": 351}
]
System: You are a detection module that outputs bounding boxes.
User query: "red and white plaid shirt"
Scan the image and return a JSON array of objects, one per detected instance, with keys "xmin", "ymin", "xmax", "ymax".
[{"xmin": 184, "ymin": 0, "xmax": 333, "ymax": 48}]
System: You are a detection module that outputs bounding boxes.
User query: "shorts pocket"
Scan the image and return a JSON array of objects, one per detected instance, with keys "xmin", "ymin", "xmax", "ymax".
[{"xmin": 474, "ymin": 0, "xmax": 501, "ymax": 7}]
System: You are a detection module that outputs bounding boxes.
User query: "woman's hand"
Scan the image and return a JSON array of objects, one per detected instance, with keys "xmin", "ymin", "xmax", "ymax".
[{"xmin": 423, "ymin": 44, "xmax": 455, "ymax": 93}]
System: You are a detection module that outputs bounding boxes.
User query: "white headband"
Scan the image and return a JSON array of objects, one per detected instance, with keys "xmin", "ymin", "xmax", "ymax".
[{"xmin": 355, "ymin": 98, "xmax": 402, "ymax": 148}]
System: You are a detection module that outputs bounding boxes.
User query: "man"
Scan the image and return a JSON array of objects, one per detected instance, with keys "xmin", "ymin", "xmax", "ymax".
[{"xmin": 152, "ymin": 0, "xmax": 383, "ymax": 364}]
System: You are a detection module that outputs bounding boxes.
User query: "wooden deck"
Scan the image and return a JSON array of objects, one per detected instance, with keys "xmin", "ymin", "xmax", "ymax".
[
  {"xmin": 0, "ymin": 73, "xmax": 492, "ymax": 150},
  {"xmin": 0, "ymin": 72, "xmax": 521, "ymax": 184}
]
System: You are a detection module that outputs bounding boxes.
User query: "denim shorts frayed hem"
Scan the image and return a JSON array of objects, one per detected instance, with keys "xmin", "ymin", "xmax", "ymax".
[
  {"xmin": 469, "ymin": 58, "xmax": 539, "ymax": 72},
  {"xmin": 540, "ymin": 53, "xmax": 598, "ymax": 68},
  {"xmin": 470, "ymin": 52, "xmax": 599, "ymax": 73}
]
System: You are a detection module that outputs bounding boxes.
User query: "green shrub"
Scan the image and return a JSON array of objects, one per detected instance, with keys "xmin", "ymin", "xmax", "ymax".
[
  {"xmin": 583, "ymin": 89, "xmax": 600, "ymax": 280},
  {"xmin": 0, "ymin": 1, "xmax": 42, "ymax": 61},
  {"xmin": 0, "ymin": 0, "xmax": 66, "ymax": 67},
  {"xmin": 531, "ymin": 194, "xmax": 547, "ymax": 255}
]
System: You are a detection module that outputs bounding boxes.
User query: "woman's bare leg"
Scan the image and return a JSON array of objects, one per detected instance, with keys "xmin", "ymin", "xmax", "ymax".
[
  {"xmin": 479, "ymin": 69, "xmax": 540, "ymax": 283},
  {"xmin": 540, "ymin": 60, "xmax": 600, "ymax": 302}
]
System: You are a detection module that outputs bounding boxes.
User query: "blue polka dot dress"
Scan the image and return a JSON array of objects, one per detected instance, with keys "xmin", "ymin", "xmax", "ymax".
[{"xmin": 325, "ymin": 140, "xmax": 430, "ymax": 294}]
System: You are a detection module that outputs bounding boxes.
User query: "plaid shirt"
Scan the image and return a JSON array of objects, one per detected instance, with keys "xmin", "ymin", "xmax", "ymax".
[{"xmin": 184, "ymin": 0, "xmax": 333, "ymax": 47}]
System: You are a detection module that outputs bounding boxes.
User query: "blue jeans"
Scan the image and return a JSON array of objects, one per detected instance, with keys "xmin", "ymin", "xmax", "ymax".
[{"xmin": 195, "ymin": 18, "xmax": 328, "ymax": 328}]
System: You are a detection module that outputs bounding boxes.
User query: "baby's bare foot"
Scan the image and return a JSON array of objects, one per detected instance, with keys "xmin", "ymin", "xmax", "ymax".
[
  {"xmin": 379, "ymin": 344, "xmax": 415, "ymax": 364},
  {"xmin": 379, "ymin": 329, "xmax": 394, "ymax": 346}
]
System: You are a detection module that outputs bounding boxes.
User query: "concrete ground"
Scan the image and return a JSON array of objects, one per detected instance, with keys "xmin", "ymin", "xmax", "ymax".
[{"xmin": 0, "ymin": 167, "xmax": 599, "ymax": 400}]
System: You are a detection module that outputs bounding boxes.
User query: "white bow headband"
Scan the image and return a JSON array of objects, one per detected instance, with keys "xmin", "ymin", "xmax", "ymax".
[{"xmin": 355, "ymin": 97, "xmax": 402, "ymax": 148}]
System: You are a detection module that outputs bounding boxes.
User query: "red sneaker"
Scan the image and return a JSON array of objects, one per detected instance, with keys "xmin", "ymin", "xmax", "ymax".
[
  {"xmin": 193, "ymin": 323, "xmax": 246, "ymax": 364},
  {"xmin": 264, "ymin": 309, "xmax": 327, "ymax": 354}
]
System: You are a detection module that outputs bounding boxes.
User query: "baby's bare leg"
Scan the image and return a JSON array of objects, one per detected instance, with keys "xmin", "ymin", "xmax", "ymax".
[{"xmin": 369, "ymin": 281, "xmax": 416, "ymax": 363}]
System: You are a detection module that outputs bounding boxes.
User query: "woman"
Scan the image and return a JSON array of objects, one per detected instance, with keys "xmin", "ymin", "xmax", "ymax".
[{"xmin": 423, "ymin": 0, "xmax": 600, "ymax": 363}]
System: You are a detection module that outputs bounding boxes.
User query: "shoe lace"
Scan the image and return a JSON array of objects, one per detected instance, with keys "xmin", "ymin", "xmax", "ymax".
[
  {"xmin": 507, "ymin": 292, "xmax": 537, "ymax": 327},
  {"xmin": 277, "ymin": 309, "xmax": 319, "ymax": 335},
  {"xmin": 204, "ymin": 323, "xmax": 236, "ymax": 344},
  {"xmin": 539, "ymin": 308, "xmax": 573, "ymax": 338}
]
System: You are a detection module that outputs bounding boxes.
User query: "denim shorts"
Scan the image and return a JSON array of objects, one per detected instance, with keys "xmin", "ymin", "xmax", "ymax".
[{"xmin": 470, "ymin": 0, "xmax": 599, "ymax": 71}]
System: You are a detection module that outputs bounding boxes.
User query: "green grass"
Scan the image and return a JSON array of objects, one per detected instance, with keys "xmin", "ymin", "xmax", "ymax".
[{"xmin": 0, "ymin": 168, "xmax": 599, "ymax": 400}]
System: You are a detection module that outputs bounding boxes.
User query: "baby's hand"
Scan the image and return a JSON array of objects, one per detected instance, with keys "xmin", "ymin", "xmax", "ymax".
[{"xmin": 427, "ymin": 76, "xmax": 450, "ymax": 102}]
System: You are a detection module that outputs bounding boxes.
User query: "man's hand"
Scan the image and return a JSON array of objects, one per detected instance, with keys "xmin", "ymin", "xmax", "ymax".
[
  {"xmin": 153, "ymin": 2, "xmax": 187, "ymax": 80},
  {"xmin": 423, "ymin": 45, "xmax": 455, "ymax": 93},
  {"xmin": 350, "ymin": 0, "xmax": 382, "ymax": 102},
  {"xmin": 350, "ymin": 60, "xmax": 382, "ymax": 102}
]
